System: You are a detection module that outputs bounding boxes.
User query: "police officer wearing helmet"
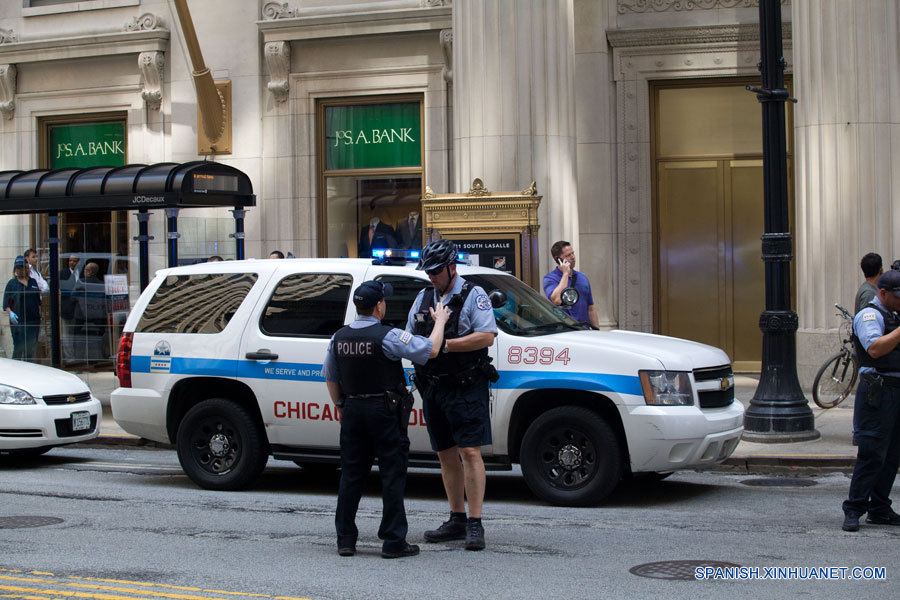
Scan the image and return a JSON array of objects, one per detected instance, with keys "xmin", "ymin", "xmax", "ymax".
[
  {"xmin": 406, "ymin": 239, "xmax": 498, "ymax": 551},
  {"xmin": 842, "ymin": 269, "xmax": 900, "ymax": 531},
  {"xmin": 323, "ymin": 280, "xmax": 450, "ymax": 558}
]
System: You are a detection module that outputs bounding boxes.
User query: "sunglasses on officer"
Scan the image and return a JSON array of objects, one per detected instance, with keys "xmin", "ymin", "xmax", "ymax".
[{"xmin": 425, "ymin": 265, "xmax": 446, "ymax": 277}]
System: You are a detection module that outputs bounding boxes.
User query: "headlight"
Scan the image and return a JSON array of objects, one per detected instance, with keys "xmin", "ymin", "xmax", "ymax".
[
  {"xmin": 0, "ymin": 383, "xmax": 36, "ymax": 405},
  {"xmin": 639, "ymin": 370, "xmax": 693, "ymax": 406}
]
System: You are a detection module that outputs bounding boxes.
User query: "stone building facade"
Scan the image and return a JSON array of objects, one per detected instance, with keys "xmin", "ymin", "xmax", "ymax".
[{"xmin": 0, "ymin": 0, "xmax": 896, "ymax": 382}]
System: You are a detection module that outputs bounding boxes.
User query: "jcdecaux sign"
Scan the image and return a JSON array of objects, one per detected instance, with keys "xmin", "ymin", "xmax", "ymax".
[{"xmin": 325, "ymin": 102, "xmax": 421, "ymax": 170}]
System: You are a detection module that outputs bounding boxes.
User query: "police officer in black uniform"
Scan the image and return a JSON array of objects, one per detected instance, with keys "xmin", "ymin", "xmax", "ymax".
[
  {"xmin": 324, "ymin": 280, "xmax": 450, "ymax": 557},
  {"xmin": 842, "ymin": 269, "xmax": 900, "ymax": 531},
  {"xmin": 406, "ymin": 239, "xmax": 498, "ymax": 551}
]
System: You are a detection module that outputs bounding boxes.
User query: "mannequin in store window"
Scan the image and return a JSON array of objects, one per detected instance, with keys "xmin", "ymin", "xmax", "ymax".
[
  {"xmin": 358, "ymin": 215, "xmax": 398, "ymax": 258},
  {"xmin": 397, "ymin": 210, "xmax": 422, "ymax": 250}
]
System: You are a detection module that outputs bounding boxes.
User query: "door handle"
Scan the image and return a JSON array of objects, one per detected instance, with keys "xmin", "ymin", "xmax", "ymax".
[{"xmin": 246, "ymin": 351, "xmax": 278, "ymax": 361}]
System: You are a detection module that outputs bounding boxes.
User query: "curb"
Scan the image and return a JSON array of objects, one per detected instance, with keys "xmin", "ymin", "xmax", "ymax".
[
  {"xmin": 713, "ymin": 455, "xmax": 856, "ymax": 474},
  {"xmin": 77, "ymin": 435, "xmax": 172, "ymax": 450}
]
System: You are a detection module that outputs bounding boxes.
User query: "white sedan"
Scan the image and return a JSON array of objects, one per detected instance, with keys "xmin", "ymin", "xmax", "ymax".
[{"xmin": 0, "ymin": 358, "xmax": 101, "ymax": 455}]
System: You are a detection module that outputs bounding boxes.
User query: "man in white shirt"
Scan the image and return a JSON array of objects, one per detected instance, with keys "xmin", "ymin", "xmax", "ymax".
[{"xmin": 24, "ymin": 248, "xmax": 49, "ymax": 296}]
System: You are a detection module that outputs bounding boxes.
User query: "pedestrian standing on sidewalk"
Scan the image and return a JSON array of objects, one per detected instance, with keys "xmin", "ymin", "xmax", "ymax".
[
  {"xmin": 842, "ymin": 270, "xmax": 900, "ymax": 531},
  {"xmin": 407, "ymin": 239, "xmax": 498, "ymax": 551},
  {"xmin": 3, "ymin": 255, "xmax": 42, "ymax": 360},
  {"xmin": 324, "ymin": 279, "xmax": 450, "ymax": 558},
  {"xmin": 854, "ymin": 252, "xmax": 883, "ymax": 314},
  {"xmin": 542, "ymin": 241, "xmax": 599, "ymax": 329}
]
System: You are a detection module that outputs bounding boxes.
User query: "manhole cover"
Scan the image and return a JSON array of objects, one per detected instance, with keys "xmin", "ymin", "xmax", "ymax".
[
  {"xmin": 630, "ymin": 560, "xmax": 741, "ymax": 580},
  {"xmin": 741, "ymin": 478, "xmax": 817, "ymax": 487},
  {"xmin": 0, "ymin": 516, "xmax": 64, "ymax": 529}
]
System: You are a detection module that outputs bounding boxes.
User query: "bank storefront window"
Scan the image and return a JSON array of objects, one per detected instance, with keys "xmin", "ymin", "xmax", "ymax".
[{"xmin": 318, "ymin": 97, "xmax": 424, "ymax": 258}]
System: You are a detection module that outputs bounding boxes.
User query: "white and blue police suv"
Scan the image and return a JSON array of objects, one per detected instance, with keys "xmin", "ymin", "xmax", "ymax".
[{"xmin": 111, "ymin": 256, "xmax": 743, "ymax": 506}]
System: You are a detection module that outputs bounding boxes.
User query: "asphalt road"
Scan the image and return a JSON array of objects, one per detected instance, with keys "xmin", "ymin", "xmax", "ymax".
[{"xmin": 0, "ymin": 447, "xmax": 897, "ymax": 600}]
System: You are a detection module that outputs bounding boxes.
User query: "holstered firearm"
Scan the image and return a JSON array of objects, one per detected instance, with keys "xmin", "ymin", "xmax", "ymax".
[
  {"xmin": 384, "ymin": 387, "xmax": 415, "ymax": 430},
  {"xmin": 862, "ymin": 371, "xmax": 883, "ymax": 409}
]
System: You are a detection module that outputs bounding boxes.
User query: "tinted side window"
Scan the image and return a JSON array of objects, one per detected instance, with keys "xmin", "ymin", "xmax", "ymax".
[
  {"xmin": 137, "ymin": 273, "xmax": 258, "ymax": 334},
  {"xmin": 375, "ymin": 275, "xmax": 429, "ymax": 329},
  {"xmin": 261, "ymin": 273, "xmax": 352, "ymax": 337}
]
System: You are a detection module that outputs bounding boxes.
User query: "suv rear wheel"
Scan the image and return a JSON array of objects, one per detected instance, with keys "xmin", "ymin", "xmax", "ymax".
[
  {"xmin": 176, "ymin": 398, "xmax": 268, "ymax": 490},
  {"xmin": 520, "ymin": 406, "xmax": 622, "ymax": 506}
]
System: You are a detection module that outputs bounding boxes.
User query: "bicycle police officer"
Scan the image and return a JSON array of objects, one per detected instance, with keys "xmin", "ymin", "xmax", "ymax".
[
  {"xmin": 842, "ymin": 269, "xmax": 900, "ymax": 531},
  {"xmin": 406, "ymin": 239, "xmax": 498, "ymax": 551},
  {"xmin": 324, "ymin": 280, "xmax": 451, "ymax": 558}
]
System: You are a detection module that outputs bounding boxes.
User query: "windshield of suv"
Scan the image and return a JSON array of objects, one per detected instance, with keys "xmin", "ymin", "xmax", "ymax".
[{"xmin": 462, "ymin": 273, "xmax": 585, "ymax": 337}]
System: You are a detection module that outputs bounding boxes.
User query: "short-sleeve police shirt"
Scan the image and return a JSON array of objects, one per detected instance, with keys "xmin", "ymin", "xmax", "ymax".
[
  {"xmin": 323, "ymin": 316, "xmax": 433, "ymax": 383},
  {"xmin": 853, "ymin": 295, "xmax": 900, "ymax": 377},
  {"xmin": 404, "ymin": 274, "xmax": 498, "ymax": 336}
]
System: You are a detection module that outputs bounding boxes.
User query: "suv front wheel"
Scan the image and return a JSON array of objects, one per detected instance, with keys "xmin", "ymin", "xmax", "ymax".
[
  {"xmin": 520, "ymin": 406, "xmax": 622, "ymax": 506},
  {"xmin": 176, "ymin": 398, "xmax": 268, "ymax": 490}
]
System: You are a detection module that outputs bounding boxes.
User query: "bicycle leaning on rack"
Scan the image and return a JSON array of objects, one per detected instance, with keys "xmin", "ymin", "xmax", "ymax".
[{"xmin": 811, "ymin": 303, "xmax": 859, "ymax": 409}]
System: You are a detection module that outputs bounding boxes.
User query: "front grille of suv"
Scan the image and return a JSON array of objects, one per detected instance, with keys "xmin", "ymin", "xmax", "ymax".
[{"xmin": 693, "ymin": 365, "xmax": 735, "ymax": 409}]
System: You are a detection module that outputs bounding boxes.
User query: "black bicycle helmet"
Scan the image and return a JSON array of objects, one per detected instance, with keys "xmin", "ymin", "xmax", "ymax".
[{"xmin": 417, "ymin": 239, "xmax": 459, "ymax": 272}]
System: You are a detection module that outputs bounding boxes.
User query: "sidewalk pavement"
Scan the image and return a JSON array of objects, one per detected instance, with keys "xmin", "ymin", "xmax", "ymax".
[{"xmin": 81, "ymin": 371, "xmax": 859, "ymax": 471}]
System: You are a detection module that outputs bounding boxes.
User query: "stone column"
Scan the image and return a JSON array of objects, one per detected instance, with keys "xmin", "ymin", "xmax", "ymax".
[
  {"xmin": 792, "ymin": 0, "xmax": 900, "ymax": 380},
  {"xmin": 452, "ymin": 0, "xmax": 579, "ymax": 265}
]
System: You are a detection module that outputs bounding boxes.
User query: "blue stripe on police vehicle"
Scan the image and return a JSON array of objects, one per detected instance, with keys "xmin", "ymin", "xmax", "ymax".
[{"xmin": 132, "ymin": 354, "xmax": 641, "ymax": 394}]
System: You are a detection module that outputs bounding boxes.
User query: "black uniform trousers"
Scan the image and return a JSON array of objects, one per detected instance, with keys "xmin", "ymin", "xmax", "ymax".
[
  {"xmin": 843, "ymin": 378, "xmax": 900, "ymax": 517},
  {"xmin": 335, "ymin": 397, "xmax": 410, "ymax": 553}
]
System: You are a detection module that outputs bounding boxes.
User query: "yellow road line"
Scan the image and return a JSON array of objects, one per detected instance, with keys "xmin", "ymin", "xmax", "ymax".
[
  {"xmin": 0, "ymin": 574, "xmax": 310, "ymax": 600},
  {"xmin": 1, "ymin": 593, "xmax": 67, "ymax": 600}
]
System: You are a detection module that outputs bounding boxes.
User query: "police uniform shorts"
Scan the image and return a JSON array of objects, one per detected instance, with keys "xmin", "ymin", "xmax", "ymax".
[{"xmin": 422, "ymin": 375, "xmax": 491, "ymax": 451}]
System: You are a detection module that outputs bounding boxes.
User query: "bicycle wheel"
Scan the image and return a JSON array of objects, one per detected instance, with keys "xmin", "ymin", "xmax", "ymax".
[{"xmin": 812, "ymin": 351, "xmax": 859, "ymax": 409}]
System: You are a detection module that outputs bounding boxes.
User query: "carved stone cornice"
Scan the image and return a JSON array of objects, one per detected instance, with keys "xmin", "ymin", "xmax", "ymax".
[
  {"xmin": 0, "ymin": 29, "xmax": 17, "ymax": 44},
  {"xmin": 138, "ymin": 51, "xmax": 164, "ymax": 111},
  {"xmin": 440, "ymin": 29, "xmax": 452, "ymax": 83},
  {"xmin": 608, "ymin": 23, "xmax": 790, "ymax": 48},
  {"xmin": 0, "ymin": 64, "xmax": 16, "ymax": 120},
  {"xmin": 258, "ymin": 2, "xmax": 450, "ymax": 43},
  {"xmin": 264, "ymin": 41, "xmax": 291, "ymax": 103},
  {"xmin": 124, "ymin": 13, "xmax": 164, "ymax": 32},
  {"xmin": 262, "ymin": 2, "xmax": 299, "ymax": 20},
  {"xmin": 617, "ymin": 0, "xmax": 788, "ymax": 13}
]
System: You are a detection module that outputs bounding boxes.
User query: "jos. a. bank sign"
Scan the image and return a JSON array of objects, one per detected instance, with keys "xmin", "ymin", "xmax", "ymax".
[
  {"xmin": 49, "ymin": 121, "xmax": 126, "ymax": 169},
  {"xmin": 325, "ymin": 102, "xmax": 421, "ymax": 171}
]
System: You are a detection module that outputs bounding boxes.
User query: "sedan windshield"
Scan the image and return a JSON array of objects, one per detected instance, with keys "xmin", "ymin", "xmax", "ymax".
[{"xmin": 462, "ymin": 273, "xmax": 585, "ymax": 337}]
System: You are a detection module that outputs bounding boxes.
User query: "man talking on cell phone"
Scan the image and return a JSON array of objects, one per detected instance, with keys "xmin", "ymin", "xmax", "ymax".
[{"xmin": 542, "ymin": 240, "xmax": 599, "ymax": 329}]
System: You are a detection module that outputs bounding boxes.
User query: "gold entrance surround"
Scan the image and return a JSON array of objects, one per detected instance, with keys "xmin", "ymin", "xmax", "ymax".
[{"xmin": 421, "ymin": 179, "xmax": 542, "ymax": 289}]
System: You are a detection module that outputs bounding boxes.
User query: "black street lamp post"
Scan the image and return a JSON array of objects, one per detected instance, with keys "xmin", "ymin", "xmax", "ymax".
[{"xmin": 743, "ymin": 0, "xmax": 818, "ymax": 442}]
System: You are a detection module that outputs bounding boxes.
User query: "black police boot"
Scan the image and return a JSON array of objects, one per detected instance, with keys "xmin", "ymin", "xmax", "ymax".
[
  {"xmin": 842, "ymin": 513, "xmax": 860, "ymax": 532},
  {"xmin": 381, "ymin": 543, "xmax": 420, "ymax": 559},
  {"xmin": 865, "ymin": 508, "xmax": 900, "ymax": 526},
  {"xmin": 464, "ymin": 518, "xmax": 485, "ymax": 551},
  {"xmin": 423, "ymin": 514, "xmax": 467, "ymax": 542}
]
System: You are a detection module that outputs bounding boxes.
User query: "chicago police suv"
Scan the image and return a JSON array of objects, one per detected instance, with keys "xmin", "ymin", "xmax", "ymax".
[{"xmin": 111, "ymin": 255, "xmax": 743, "ymax": 506}]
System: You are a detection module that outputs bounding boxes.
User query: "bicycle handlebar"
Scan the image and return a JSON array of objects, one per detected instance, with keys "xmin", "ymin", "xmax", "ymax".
[{"xmin": 834, "ymin": 303, "xmax": 853, "ymax": 321}]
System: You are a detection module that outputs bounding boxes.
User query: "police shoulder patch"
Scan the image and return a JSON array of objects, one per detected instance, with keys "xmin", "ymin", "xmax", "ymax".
[
  {"xmin": 475, "ymin": 294, "xmax": 491, "ymax": 310},
  {"xmin": 862, "ymin": 311, "xmax": 877, "ymax": 322},
  {"xmin": 399, "ymin": 330, "xmax": 413, "ymax": 344}
]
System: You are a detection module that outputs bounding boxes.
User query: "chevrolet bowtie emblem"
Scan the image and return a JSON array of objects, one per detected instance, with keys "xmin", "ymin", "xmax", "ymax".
[
  {"xmin": 67, "ymin": 396, "xmax": 77, "ymax": 403},
  {"xmin": 720, "ymin": 376, "xmax": 733, "ymax": 391}
]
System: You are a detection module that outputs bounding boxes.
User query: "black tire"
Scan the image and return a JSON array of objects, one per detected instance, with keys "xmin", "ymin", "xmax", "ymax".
[
  {"xmin": 176, "ymin": 398, "xmax": 268, "ymax": 490},
  {"xmin": 812, "ymin": 351, "xmax": 858, "ymax": 409},
  {"xmin": 520, "ymin": 406, "xmax": 622, "ymax": 506}
]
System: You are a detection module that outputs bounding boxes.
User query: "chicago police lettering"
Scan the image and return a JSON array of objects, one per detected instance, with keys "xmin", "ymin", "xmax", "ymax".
[{"xmin": 335, "ymin": 340, "xmax": 374, "ymax": 356}]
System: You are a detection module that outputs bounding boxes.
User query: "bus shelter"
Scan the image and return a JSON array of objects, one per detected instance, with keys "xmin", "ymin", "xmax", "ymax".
[{"xmin": 0, "ymin": 161, "xmax": 255, "ymax": 367}]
